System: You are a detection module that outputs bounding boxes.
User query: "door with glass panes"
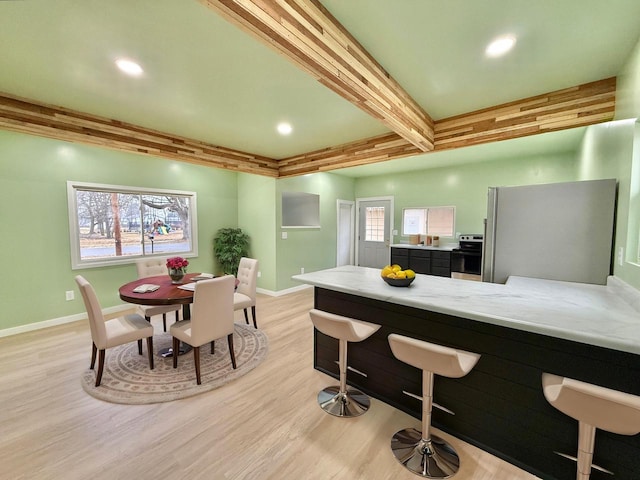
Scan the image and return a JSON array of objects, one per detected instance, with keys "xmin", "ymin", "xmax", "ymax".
[{"xmin": 357, "ymin": 199, "xmax": 391, "ymax": 268}]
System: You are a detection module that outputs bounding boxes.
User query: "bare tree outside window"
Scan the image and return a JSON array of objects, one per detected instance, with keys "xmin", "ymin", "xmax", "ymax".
[{"xmin": 68, "ymin": 182, "xmax": 198, "ymax": 269}]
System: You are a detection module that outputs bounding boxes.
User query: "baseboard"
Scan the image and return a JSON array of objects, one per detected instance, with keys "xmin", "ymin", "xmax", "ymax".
[
  {"xmin": 257, "ymin": 284, "xmax": 312, "ymax": 297},
  {"xmin": 0, "ymin": 304, "xmax": 134, "ymax": 338},
  {"xmin": 2, "ymin": 286, "xmax": 312, "ymax": 338}
]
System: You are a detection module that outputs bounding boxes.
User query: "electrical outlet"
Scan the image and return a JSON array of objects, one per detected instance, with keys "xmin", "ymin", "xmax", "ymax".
[
  {"xmin": 301, "ymin": 267, "xmax": 305, "ymax": 274},
  {"xmin": 281, "ymin": 231, "xmax": 288, "ymax": 239},
  {"xmin": 257, "ymin": 271, "xmax": 261, "ymax": 278},
  {"xmin": 618, "ymin": 247, "xmax": 624, "ymax": 266},
  {"xmin": 392, "ymin": 229, "xmax": 398, "ymax": 235},
  {"xmin": 65, "ymin": 290, "xmax": 74, "ymax": 301}
]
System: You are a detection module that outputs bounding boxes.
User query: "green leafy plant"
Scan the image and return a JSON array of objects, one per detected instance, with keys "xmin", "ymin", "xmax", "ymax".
[{"xmin": 213, "ymin": 228, "xmax": 250, "ymax": 275}]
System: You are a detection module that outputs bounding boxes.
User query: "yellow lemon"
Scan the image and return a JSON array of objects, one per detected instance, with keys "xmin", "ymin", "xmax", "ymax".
[
  {"xmin": 395, "ymin": 271, "xmax": 407, "ymax": 279},
  {"xmin": 391, "ymin": 264, "xmax": 402, "ymax": 272},
  {"xmin": 404, "ymin": 269, "xmax": 416, "ymax": 279},
  {"xmin": 386, "ymin": 272, "xmax": 397, "ymax": 279},
  {"xmin": 381, "ymin": 266, "xmax": 393, "ymax": 278}
]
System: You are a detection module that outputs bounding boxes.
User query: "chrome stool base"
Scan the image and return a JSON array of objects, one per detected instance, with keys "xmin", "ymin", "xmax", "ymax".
[
  {"xmin": 391, "ymin": 428, "xmax": 460, "ymax": 478},
  {"xmin": 317, "ymin": 385, "xmax": 371, "ymax": 417}
]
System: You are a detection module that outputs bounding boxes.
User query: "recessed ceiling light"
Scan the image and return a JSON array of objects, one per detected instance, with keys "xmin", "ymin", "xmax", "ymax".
[
  {"xmin": 485, "ymin": 35, "xmax": 516, "ymax": 58},
  {"xmin": 277, "ymin": 122, "xmax": 293, "ymax": 135},
  {"xmin": 115, "ymin": 58, "xmax": 143, "ymax": 76}
]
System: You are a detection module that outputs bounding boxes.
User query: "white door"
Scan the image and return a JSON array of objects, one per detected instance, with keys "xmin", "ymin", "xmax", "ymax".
[
  {"xmin": 336, "ymin": 200, "xmax": 355, "ymax": 266},
  {"xmin": 357, "ymin": 198, "xmax": 392, "ymax": 268}
]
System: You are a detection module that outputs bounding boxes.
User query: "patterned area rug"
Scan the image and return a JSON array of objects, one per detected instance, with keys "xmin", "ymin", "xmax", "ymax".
[{"xmin": 81, "ymin": 323, "xmax": 268, "ymax": 404}]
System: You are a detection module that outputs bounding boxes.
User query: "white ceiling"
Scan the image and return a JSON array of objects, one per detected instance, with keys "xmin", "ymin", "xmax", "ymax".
[{"xmin": 1, "ymin": 0, "xmax": 639, "ymax": 173}]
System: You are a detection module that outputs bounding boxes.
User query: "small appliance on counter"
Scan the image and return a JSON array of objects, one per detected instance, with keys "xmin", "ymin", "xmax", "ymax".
[{"xmin": 451, "ymin": 234, "xmax": 483, "ymax": 280}]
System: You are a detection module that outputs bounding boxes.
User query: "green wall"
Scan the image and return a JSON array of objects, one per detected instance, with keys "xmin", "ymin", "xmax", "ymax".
[
  {"xmin": 275, "ymin": 173, "xmax": 355, "ymax": 290},
  {"xmin": 355, "ymin": 151, "xmax": 578, "ymax": 244},
  {"xmin": 237, "ymin": 173, "xmax": 277, "ymax": 291},
  {"xmin": 0, "ymin": 130, "xmax": 238, "ymax": 330},
  {"xmin": 575, "ymin": 119, "xmax": 639, "ymax": 289}
]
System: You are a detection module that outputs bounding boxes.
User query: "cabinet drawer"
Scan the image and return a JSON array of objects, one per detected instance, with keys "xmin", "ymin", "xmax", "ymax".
[
  {"xmin": 431, "ymin": 267, "xmax": 451, "ymax": 277},
  {"xmin": 410, "ymin": 249, "xmax": 431, "ymax": 258},
  {"xmin": 432, "ymin": 251, "xmax": 451, "ymax": 260},
  {"xmin": 410, "ymin": 258, "xmax": 431, "ymax": 275},
  {"xmin": 432, "ymin": 258, "xmax": 450, "ymax": 268}
]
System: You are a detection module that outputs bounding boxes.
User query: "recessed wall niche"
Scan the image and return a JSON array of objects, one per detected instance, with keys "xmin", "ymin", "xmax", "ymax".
[{"xmin": 281, "ymin": 191, "xmax": 320, "ymax": 228}]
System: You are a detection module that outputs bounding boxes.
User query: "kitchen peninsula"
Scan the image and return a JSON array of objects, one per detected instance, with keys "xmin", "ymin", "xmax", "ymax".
[{"xmin": 292, "ymin": 266, "xmax": 640, "ymax": 480}]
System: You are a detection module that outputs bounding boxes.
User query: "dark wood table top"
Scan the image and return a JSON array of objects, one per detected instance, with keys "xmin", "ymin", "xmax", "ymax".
[{"xmin": 119, "ymin": 273, "xmax": 201, "ymax": 306}]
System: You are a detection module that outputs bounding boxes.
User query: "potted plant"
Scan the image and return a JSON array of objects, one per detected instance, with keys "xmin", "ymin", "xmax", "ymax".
[{"xmin": 213, "ymin": 228, "xmax": 250, "ymax": 275}]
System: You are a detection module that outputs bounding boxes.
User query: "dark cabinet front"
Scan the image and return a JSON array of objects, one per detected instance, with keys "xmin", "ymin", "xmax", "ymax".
[{"xmin": 391, "ymin": 247, "xmax": 450, "ymax": 277}]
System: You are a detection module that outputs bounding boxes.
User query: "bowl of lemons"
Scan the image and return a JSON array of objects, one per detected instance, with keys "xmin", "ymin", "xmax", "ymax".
[{"xmin": 381, "ymin": 264, "xmax": 416, "ymax": 287}]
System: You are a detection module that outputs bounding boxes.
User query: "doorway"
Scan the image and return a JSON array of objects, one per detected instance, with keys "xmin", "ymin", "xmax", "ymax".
[
  {"xmin": 356, "ymin": 197, "xmax": 394, "ymax": 268},
  {"xmin": 336, "ymin": 200, "xmax": 355, "ymax": 266}
]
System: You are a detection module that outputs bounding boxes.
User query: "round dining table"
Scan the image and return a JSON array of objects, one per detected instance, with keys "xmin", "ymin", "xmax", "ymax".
[
  {"xmin": 119, "ymin": 272, "xmax": 200, "ymax": 319},
  {"xmin": 119, "ymin": 273, "xmax": 202, "ymax": 356}
]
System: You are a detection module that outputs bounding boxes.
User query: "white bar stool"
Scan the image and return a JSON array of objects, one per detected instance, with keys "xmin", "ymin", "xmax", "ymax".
[
  {"xmin": 388, "ymin": 334, "xmax": 480, "ymax": 478},
  {"xmin": 309, "ymin": 309, "xmax": 381, "ymax": 417},
  {"xmin": 542, "ymin": 373, "xmax": 640, "ymax": 479}
]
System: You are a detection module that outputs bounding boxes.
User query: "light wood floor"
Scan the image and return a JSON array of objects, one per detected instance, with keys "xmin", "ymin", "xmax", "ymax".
[{"xmin": 0, "ymin": 288, "xmax": 541, "ymax": 480}]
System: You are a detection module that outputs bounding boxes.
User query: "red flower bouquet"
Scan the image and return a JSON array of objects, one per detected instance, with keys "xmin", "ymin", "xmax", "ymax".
[{"xmin": 166, "ymin": 257, "xmax": 189, "ymax": 270}]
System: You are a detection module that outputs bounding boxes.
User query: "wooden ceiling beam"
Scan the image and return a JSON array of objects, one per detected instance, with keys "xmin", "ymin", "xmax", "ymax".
[
  {"xmin": 198, "ymin": 0, "xmax": 434, "ymax": 151},
  {"xmin": 0, "ymin": 77, "xmax": 616, "ymax": 179},
  {"xmin": 0, "ymin": 93, "xmax": 280, "ymax": 177},
  {"xmin": 277, "ymin": 77, "xmax": 616, "ymax": 177},
  {"xmin": 434, "ymin": 77, "xmax": 616, "ymax": 151}
]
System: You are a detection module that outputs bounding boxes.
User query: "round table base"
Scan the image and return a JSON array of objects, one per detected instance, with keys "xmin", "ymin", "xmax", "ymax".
[{"xmin": 158, "ymin": 343, "xmax": 193, "ymax": 358}]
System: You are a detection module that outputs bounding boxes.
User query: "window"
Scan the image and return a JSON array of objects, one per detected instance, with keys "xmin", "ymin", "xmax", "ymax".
[
  {"xmin": 402, "ymin": 206, "xmax": 455, "ymax": 237},
  {"xmin": 67, "ymin": 181, "xmax": 197, "ymax": 269},
  {"xmin": 365, "ymin": 206, "xmax": 385, "ymax": 241}
]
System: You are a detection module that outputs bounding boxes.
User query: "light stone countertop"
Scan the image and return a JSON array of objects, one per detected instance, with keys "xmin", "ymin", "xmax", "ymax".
[
  {"xmin": 292, "ymin": 266, "xmax": 640, "ymax": 355},
  {"xmin": 390, "ymin": 243, "xmax": 458, "ymax": 251}
]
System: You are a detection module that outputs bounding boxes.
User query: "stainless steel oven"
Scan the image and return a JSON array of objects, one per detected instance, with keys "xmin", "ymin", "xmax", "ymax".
[{"xmin": 451, "ymin": 234, "xmax": 483, "ymax": 277}]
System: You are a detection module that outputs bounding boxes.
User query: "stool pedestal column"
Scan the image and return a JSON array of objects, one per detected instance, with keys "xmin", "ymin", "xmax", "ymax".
[
  {"xmin": 391, "ymin": 370, "xmax": 460, "ymax": 478},
  {"xmin": 317, "ymin": 338, "xmax": 371, "ymax": 417}
]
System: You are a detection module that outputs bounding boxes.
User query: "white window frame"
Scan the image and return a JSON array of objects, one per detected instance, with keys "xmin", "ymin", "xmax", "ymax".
[
  {"xmin": 401, "ymin": 206, "xmax": 456, "ymax": 237},
  {"xmin": 67, "ymin": 181, "xmax": 198, "ymax": 269}
]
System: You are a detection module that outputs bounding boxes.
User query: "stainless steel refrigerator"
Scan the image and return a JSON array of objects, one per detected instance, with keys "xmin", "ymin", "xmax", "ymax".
[{"xmin": 482, "ymin": 179, "xmax": 617, "ymax": 285}]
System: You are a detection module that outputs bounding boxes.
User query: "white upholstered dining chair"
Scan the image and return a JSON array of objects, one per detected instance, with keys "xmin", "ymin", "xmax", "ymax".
[
  {"xmin": 135, "ymin": 257, "xmax": 181, "ymax": 332},
  {"xmin": 75, "ymin": 275, "xmax": 154, "ymax": 387},
  {"xmin": 170, "ymin": 275, "xmax": 236, "ymax": 385},
  {"xmin": 234, "ymin": 257, "xmax": 259, "ymax": 328}
]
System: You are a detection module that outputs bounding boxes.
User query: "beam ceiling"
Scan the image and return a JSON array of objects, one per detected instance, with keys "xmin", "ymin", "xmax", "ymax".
[
  {"xmin": 0, "ymin": 77, "xmax": 616, "ymax": 178},
  {"xmin": 0, "ymin": 93, "xmax": 279, "ymax": 177},
  {"xmin": 198, "ymin": 0, "xmax": 434, "ymax": 152}
]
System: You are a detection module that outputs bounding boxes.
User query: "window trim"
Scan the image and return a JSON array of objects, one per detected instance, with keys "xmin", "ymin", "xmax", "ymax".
[
  {"xmin": 67, "ymin": 181, "xmax": 198, "ymax": 270},
  {"xmin": 401, "ymin": 206, "xmax": 456, "ymax": 237}
]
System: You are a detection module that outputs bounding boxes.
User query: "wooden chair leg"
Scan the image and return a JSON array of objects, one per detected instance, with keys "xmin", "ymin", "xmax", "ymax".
[
  {"xmin": 227, "ymin": 333, "xmax": 237, "ymax": 369},
  {"xmin": 172, "ymin": 337, "xmax": 179, "ymax": 368},
  {"xmin": 162, "ymin": 313, "xmax": 167, "ymax": 332},
  {"xmin": 243, "ymin": 309, "xmax": 249, "ymax": 325},
  {"xmin": 211, "ymin": 340, "xmax": 215, "ymax": 354},
  {"xmin": 95, "ymin": 349, "xmax": 105, "ymax": 387},
  {"xmin": 194, "ymin": 346, "xmax": 201, "ymax": 385},
  {"xmin": 90, "ymin": 342, "xmax": 97, "ymax": 369},
  {"xmin": 251, "ymin": 305, "xmax": 257, "ymax": 329},
  {"xmin": 147, "ymin": 336, "xmax": 154, "ymax": 370},
  {"xmin": 137, "ymin": 339, "xmax": 143, "ymax": 355}
]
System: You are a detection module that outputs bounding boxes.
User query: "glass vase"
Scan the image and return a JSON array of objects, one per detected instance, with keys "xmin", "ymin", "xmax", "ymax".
[{"xmin": 168, "ymin": 268, "xmax": 186, "ymax": 284}]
